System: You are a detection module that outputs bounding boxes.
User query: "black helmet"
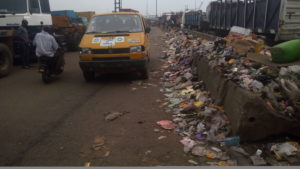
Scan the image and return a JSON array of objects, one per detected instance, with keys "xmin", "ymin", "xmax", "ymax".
[
  {"xmin": 22, "ymin": 19, "xmax": 28, "ymax": 26},
  {"xmin": 43, "ymin": 26, "xmax": 52, "ymax": 33}
]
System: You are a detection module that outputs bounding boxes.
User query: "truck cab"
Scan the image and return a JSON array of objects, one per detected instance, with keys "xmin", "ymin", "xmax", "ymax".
[
  {"xmin": 0, "ymin": 0, "xmax": 53, "ymax": 77},
  {"xmin": 0, "ymin": 0, "xmax": 52, "ymax": 34}
]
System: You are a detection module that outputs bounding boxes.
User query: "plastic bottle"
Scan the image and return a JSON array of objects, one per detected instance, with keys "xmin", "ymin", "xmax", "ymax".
[{"xmin": 219, "ymin": 136, "xmax": 240, "ymax": 146}]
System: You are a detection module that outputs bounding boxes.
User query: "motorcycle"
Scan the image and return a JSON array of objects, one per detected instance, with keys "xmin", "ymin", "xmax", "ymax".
[{"xmin": 39, "ymin": 48, "xmax": 64, "ymax": 83}]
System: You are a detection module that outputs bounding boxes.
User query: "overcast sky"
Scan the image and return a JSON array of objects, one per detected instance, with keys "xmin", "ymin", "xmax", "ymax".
[{"xmin": 50, "ymin": 0, "xmax": 214, "ymax": 15}]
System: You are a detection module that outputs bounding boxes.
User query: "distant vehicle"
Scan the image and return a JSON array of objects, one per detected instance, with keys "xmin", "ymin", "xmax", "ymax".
[
  {"xmin": 76, "ymin": 11, "xmax": 96, "ymax": 22},
  {"xmin": 206, "ymin": 0, "xmax": 300, "ymax": 41},
  {"xmin": 183, "ymin": 10, "xmax": 209, "ymax": 31},
  {"xmin": 79, "ymin": 17, "xmax": 89, "ymax": 26},
  {"xmin": 79, "ymin": 12, "xmax": 151, "ymax": 81},
  {"xmin": 160, "ymin": 12, "xmax": 183, "ymax": 28},
  {"xmin": 51, "ymin": 10, "xmax": 86, "ymax": 50},
  {"xmin": 0, "ymin": 0, "xmax": 53, "ymax": 77}
]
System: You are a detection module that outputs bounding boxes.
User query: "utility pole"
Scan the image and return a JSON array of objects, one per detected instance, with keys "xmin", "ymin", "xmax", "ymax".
[
  {"xmin": 199, "ymin": 1, "xmax": 203, "ymax": 10},
  {"xmin": 156, "ymin": 0, "xmax": 158, "ymax": 17},
  {"xmin": 146, "ymin": 0, "xmax": 149, "ymax": 16},
  {"xmin": 114, "ymin": 0, "xmax": 122, "ymax": 12}
]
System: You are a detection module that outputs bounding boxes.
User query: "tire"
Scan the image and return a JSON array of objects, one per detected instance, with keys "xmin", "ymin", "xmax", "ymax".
[
  {"xmin": 0, "ymin": 43, "xmax": 13, "ymax": 78},
  {"xmin": 139, "ymin": 63, "xmax": 149, "ymax": 80},
  {"xmin": 42, "ymin": 69, "xmax": 51, "ymax": 84},
  {"xmin": 83, "ymin": 71, "xmax": 95, "ymax": 82},
  {"xmin": 68, "ymin": 32, "xmax": 81, "ymax": 51}
]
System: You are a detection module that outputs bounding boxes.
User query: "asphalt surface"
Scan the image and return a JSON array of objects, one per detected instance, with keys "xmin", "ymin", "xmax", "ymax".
[{"xmin": 0, "ymin": 27, "xmax": 193, "ymax": 166}]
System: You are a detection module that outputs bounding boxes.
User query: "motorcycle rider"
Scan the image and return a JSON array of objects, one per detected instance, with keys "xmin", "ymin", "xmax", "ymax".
[{"xmin": 33, "ymin": 26, "xmax": 62, "ymax": 73}]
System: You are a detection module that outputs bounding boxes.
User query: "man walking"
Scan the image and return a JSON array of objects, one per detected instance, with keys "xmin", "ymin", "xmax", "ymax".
[{"xmin": 16, "ymin": 20, "xmax": 30, "ymax": 69}]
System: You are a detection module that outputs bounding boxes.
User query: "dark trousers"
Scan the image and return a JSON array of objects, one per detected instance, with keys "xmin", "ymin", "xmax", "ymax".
[{"xmin": 20, "ymin": 42, "xmax": 30, "ymax": 66}]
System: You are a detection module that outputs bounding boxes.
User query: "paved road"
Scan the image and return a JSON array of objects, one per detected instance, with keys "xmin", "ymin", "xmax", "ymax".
[{"xmin": 0, "ymin": 28, "xmax": 192, "ymax": 166}]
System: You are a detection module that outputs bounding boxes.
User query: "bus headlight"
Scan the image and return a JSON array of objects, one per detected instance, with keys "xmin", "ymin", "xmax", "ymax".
[
  {"xmin": 80, "ymin": 48, "xmax": 92, "ymax": 54},
  {"xmin": 130, "ymin": 46, "xmax": 142, "ymax": 53}
]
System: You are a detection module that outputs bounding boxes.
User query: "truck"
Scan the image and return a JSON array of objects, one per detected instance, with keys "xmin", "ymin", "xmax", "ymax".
[
  {"xmin": 183, "ymin": 10, "xmax": 209, "ymax": 31},
  {"xmin": 160, "ymin": 12, "xmax": 183, "ymax": 28},
  {"xmin": 0, "ymin": 0, "xmax": 53, "ymax": 77},
  {"xmin": 76, "ymin": 11, "xmax": 96, "ymax": 21},
  {"xmin": 51, "ymin": 10, "xmax": 86, "ymax": 51},
  {"xmin": 207, "ymin": 0, "xmax": 300, "ymax": 41}
]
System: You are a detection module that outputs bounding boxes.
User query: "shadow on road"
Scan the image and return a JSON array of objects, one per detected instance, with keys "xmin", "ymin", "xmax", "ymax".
[{"xmin": 93, "ymin": 72, "xmax": 145, "ymax": 83}]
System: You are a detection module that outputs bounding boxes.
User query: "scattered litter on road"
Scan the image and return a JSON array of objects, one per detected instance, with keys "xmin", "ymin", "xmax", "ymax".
[
  {"xmin": 256, "ymin": 149, "xmax": 263, "ymax": 156},
  {"xmin": 158, "ymin": 136, "xmax": 167, "ymax": 140},
  {"xmin": 219, "ymin": 136, "xmax": 240, "ymax": 147},
  {"xmin": 105, "ymin": 111, "xmax": 128, "ymax": 121},
  {"xmin": 156, "ymin": 99, "xmax": 162, "ymax": 103},
  {"xmin": 211, "ymin": 147, "xmax": 222, "ymax": 153},
  {"xmin": 138, "ymin": 121, "xmax": 145, "ymax": 124},
  {"xmin": 206, "ymin": 152, "xmax": 217, "ymax": 159},
  {"xmin": 230, "ymin": 146, "xmax": 250, "ymax": 156},
  {"xmin": 104, "ymin": 151, "xmax": 110, "ymax": 157},
  {"xmin": 92, "ymin": 136, "xmax": 105, "ymax": 151},
  {"xmin": 154, "ymin": 128, "xmax": 160, "ymax": 133},
  {"xmin": 145, "ymin": 150, "xmax": 152, "ymax": 155},
  {"xmin": 250, "ymin": 155, "xmax": 267, "ymax": 166},
  {"xmin": 131, "ymin": 81, "xmax": 158, "ymax": 89},
  {"xmin": 156, "ymin": 120, "xmax": 176, "ymax": 130},
  {"xmin": 84, "ymin": 162, "xmax": 91, "ymax": 167},
  {"xmin": 188, "ymin": 159, "xmax": 199, "ymax": 165},
  {"xmin": 216, "ymin": 161, "xmax": 231, "ymax": 166},
  {"xmin": 271, "ymin": 142, "xmax": 299, "ymax": 160},
  {"xmin": 191, "ymin": 146, "xmax": 206, "ymax": 156},
  {"xmin": 180, "ymin": 137, "xmax": 196, "ymax": 153}
]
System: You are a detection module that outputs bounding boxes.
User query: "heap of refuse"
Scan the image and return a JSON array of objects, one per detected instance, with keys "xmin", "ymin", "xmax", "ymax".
[
  {"xmin": 159, "ymin": 30, "xmax": 300, "ymax": 166},
  {"xmin": 161, "ymin": 31, "xmax": 232, "ymax": 142},
  {"xmin": 159, "ymin": 31, "xmax": 240, "ymax": 166},
  {"xmin": 196, "ymin": 37, "xmax": 300, "ymax": 119}
]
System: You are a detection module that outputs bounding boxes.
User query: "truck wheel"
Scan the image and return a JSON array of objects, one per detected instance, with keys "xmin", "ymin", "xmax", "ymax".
[
  {"xmin": 69, "ymin": 32, "xmax": 81, "ymax": 51},
  {"xmin": 83, "ymin": 71, "xmax": 95, "ymax": 82},
  {"xmin": 0, "ymin": 44, "xmax": 13, "ymax": 77}
]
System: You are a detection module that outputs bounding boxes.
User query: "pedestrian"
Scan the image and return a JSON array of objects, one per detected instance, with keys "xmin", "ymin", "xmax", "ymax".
[
  {"xmin": 33, "ymin": 26, "xmax": 63, "ymax": 73},
  {"xmin": 16, "ymin": 20, "xmax": 31, "ymax": 69}
]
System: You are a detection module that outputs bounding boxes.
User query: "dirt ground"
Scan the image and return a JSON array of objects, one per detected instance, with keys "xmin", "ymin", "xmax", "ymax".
[{"xmin": 0, "ymin": 27, "xmax": 198, "ymax": 166}]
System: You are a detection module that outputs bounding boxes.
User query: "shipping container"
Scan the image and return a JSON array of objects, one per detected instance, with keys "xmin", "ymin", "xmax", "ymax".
[
  {"xmin": 207, "ymin": 0, "xmax": 300, "ymax": 41},
  {"xmin": 51, "ymin": 10, "xmax": 83, "ymax": 24}
]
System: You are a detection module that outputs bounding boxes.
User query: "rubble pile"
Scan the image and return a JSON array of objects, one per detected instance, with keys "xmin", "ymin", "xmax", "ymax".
[
  {"xmin": 159, "ymin": 30, "xmax": 300, "ymax": 166},
  {"xmin": 194, "ymin": 36, "xmax": 300, "ymax": 119}
]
